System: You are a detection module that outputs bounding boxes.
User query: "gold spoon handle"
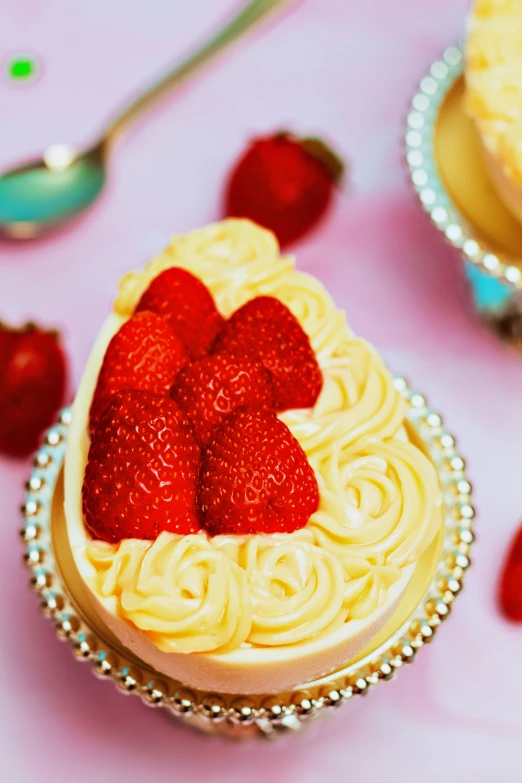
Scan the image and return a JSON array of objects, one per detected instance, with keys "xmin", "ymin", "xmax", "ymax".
[{"xmin": 104, "ymin": 0, "xmax": 291, "ymax": 146}]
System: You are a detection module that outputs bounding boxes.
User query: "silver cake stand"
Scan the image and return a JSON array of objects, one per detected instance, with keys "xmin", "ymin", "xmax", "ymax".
[{"xmin": 20, "ymin": 377, "xmax": 474, "ymax": 739}]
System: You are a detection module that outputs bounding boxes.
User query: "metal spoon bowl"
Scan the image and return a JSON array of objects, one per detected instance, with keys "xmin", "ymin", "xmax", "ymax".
[{"xmin": 0, "ymin": 0, "xmax": 289, "ymax": 239}]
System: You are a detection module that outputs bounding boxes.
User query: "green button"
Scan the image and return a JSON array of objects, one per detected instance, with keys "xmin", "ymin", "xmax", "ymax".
[{"xmin": 7, "ymin": 55, "xmax": 38, "ymax": 82}]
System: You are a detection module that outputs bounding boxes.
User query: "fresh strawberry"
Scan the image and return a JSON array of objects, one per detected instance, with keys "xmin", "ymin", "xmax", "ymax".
[
  {"xmin": 135, "ymin": 268, "xmax": 224, "ymax": 359},
  {"xmin": 83, "ymin": 390, "xmax": 201, "ymax": 543},
  {"xmin": 212, "ymin": 296, "xmax": 322, "ymax": 411},
  {"xmin": 172, "ymin": 351, "xmax": 274, "ymax": 446},
  {"xmin": 90, "ymin": 311, "xmax": 188, "ymax": 429},
  {"xmin": 0, "ymin": 322, "xmax": 66, "ymax": 457},
  {"xmin": 199, "ymin": 408, "xmax": 318, "ymax": 536},
  {"xmin": 499, "ymin": 522, "xmax": 522, "ymax": 621},
  {"xmin": 223, "ymin": 131, "xmax": 344, "ymax": 247}
]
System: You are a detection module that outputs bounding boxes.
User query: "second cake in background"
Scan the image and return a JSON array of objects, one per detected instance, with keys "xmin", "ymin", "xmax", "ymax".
[{"xmin": 465, "ymin": 0, "xmax": 522, "ymax": 225}]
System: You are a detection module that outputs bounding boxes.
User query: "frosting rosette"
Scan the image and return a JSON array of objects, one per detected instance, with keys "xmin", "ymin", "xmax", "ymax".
[
  {"xmin": 339, "ymin": 553, "xmax": 402, "ymax": 619},
  {"xmin": 308, "ymin": 439, "xmax": 441, "ymax": 567},
  {"xmin": 280, "ymin": 339, "xmax": 406, "ymax": 458},
  {"xmin": 115, "ymin": 219, "xmax": 286, "ymax": 318},
  {"xmin": 87, "ymin": 532, "xmax": 253, "ymax": 654},
  {"xmin": 240, "ymin": 532, "xmax": 347, "ymax": 646},
  {"xmin": 258, "ymin": 269, "xmax": 353, "ymax": 357}
]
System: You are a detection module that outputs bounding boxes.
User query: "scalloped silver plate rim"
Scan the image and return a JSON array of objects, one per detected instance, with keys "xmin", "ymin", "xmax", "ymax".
[{"xmin": 405, "ymin": 42, "xmax": 522, "ymax": 291}]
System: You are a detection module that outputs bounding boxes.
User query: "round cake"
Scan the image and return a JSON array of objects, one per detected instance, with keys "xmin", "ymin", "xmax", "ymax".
[
  {"xmin": 64, "ymin": 219, "xmax": 442, "ymax": 694},
  {"xmin": 465, "ymin": 0, "xmax": 522, "ymax": 224}
]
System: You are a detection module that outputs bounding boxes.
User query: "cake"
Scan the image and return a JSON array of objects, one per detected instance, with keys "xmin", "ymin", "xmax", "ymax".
[
  {"xmin": 64, "ymin": 219, "xmax": 442, "ymax": 694},
  {"xmin": 465, "ymin": 0, "xmax": 522, "ymax": 224}
]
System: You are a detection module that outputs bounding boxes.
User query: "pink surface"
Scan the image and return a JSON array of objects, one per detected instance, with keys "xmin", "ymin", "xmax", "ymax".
[{"xmin": 2, "ymin": 0, "xmax": 522, "ymax": 780}]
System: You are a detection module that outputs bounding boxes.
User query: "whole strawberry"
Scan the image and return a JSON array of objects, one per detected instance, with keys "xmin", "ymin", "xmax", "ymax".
[
  {"xmin": 0, "ymin": 322, "xmax": 66, "ymax": 457},
  {"xmin": 135, "ymin": 268, "xmax": 224, "ymax": 359},
  {"xmin": 199, "ymin": 408, "xmax": 319, "ymax": 536},
  {"xmin": 212, "ymin": 296, "xmax": 323, "ymax": 411},
  {"xmin": 224, "ymin": 131, "xmax": 344, "ymax": 247},
  {"xmin": 90, "ymin": 310, "xmax": 188, "ymax": 428},
  {"xmin": 499, "ymin": 522, "xmax": 522, "ymax": 622},
  {"xmin": 83, "ymin": 390, "xmax": 201, "ymax": 543},
  {"xmin": 172, "ymin": 351, "xmax": 274, "ymax": 446}
]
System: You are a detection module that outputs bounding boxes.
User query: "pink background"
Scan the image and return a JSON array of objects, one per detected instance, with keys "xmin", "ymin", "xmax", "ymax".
[{"xmin": 2, "ymin": 0, "xmax": 522, "ymax": 780}]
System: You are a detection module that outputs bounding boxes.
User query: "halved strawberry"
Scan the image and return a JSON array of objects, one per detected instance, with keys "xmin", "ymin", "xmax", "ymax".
[
  {"xmin": 171, "ymin": 351, "xmax": 274, "ymax": 446},
  {"xmin": 135, "ymin": 267, "xmax": 224, "ymax": 359},
  {"xmin": 89, "ymin": 311, "xmax": 188, "ymax": 429},
  {"xmin": 199, "ymin": 407, "xmax": 319, "ymax": 536},
  {"xmin": 212, "ymin": 296, "xmax": 322, "ymax": 411},
  {"xmin": 83, "ymin": 390, "xmax": 201, "ymax": 543}
]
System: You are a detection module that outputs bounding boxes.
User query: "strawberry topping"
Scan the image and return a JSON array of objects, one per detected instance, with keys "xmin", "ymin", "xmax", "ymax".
[
  {"xmin": 199, "ymin": 408, "xmax": 319, "ymax": 536},
  {"xmin": 83, "ymin": 390, "xmax": 201, "ymax": 543},
  {"xmin": 84, "ymin": 277, "xmax": 323, "ymax": 542},
  {"xmin": 171, "ymin": 351, "xmax": 274, "ymax": 447},
  {"xmin": 89, "ymin": 311, "xmax": 188, "ymax": 429},
  {"xmin": 212, "ymin": 296, "xmax": 322, "ymax": 411},
  {"xmin": 135, "ymin": 267, "xmax": 224, "ymax": 359}
]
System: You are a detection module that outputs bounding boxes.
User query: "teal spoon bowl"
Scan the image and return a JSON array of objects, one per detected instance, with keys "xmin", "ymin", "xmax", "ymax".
[{"xmin": 0, "ymin": 143, "xmax": 105, "ymax": 238}]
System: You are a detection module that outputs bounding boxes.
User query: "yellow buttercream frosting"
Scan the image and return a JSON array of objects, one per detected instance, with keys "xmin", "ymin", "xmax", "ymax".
[
  {"xmin": 88, "ymin": 533, "xmax": 252, "ymax": 654},
  {"xmin": 466, "ymin": 0, "xmax": 522, "ymax": 184},
  {"xmin": 241, "ymin": 531, "xmax": 347, "ymax": 646},
  {"xmin": 83, "ymin": 219, "xmax": 442, "ymax": 655}
]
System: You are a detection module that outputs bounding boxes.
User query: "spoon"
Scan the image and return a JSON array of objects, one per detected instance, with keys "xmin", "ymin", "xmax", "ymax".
[{"xmin": 0, "ymin": 0, "xmax": 290, "ymax": 240}]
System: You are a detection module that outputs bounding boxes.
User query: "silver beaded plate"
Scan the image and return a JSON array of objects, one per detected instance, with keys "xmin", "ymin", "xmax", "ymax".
[
  {"xmin": 20, "ymin": 379, "xmax": 474, "ymax": 739},
  {"xmin": 406, "ymin": 44, "xmax": 522, "ymax": 331}
]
